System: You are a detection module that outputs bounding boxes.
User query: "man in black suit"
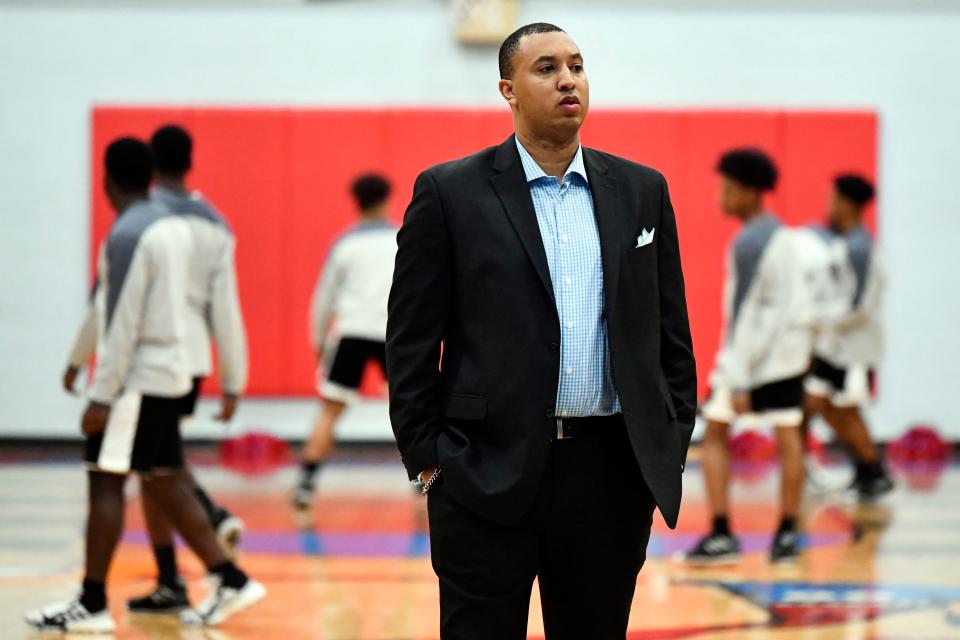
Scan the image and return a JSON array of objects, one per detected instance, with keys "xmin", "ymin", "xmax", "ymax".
[{"xmin": 386, "ymin": 22, "xmax": 696, "ymax": 639}]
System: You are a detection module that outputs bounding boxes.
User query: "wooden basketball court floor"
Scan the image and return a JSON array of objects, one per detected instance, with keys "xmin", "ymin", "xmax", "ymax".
[{"xmin": 2, "ymin": 444, "xmax": 959, "ymax": 640}]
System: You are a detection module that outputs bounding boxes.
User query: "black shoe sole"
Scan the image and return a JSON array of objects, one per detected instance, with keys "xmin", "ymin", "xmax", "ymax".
[
  {"xmin": 128, "ymin": 605, "xmax": 189, "ymax": 615},
  {"xmin": 684, "ymin": 553, "xmax": 741, "ymax": 566},
  {"xmin": 770, "ymin": 552, "xmax": 800, "ymax": 564}
]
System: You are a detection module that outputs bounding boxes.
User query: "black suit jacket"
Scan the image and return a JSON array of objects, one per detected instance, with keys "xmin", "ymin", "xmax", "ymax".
[{"xmin": 386, "ymin": 135, "xmax": 696, "ymax": 528}]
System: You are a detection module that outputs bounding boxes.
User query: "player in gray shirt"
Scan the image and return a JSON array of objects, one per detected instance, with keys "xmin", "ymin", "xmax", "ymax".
[{"xmin": 804, "ymin": 174, "xmax": 892, "ymax": 500}]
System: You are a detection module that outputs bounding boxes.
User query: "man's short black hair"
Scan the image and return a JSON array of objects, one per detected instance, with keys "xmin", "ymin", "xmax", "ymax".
[
  {"xmin": 105, "ymin": 137, "xmax": 153, "ymax": 193},
  {"xmin": 351, "ymin": 173, "xmax": 391, "ymax": 212},
  {"xmin": 150, "ymin": 124, "xmax": 193, "ymax": 176},
  {"xmin": 716, "ymin": 148, "xmax": 779, "ymax": 191},
  {"xmin": 834, "ymin": 173, "xmax": 875, "ymax": 207},
  {"xmin": 498, "ymin": 22, "xmax": 565, "ymax": 80}
]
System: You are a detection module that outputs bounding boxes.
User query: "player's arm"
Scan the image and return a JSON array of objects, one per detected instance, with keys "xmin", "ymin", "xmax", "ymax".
[
  {"xmin": 308, "ymin": 246, "xmax": 345, "ymax": 361},
  {"xmin": 835, "ymin": 246, "xmax": 884, "ymax": 330},
  {"xmin": 716, "ymin": 246, "xmax": 755, "ymax": 393},
  {"xmin": 64, "ymin": 282, "xmax": 99, "ymax": 393},
  {"xmin": 87, "ymin": 234, "xmax": 152, "ymax": 420},
  {"xmin": 385, "ymin": 170, "xmax": 452, "ymax": 482},
  {"xmin": 208, "ymin": 233, "xmax": 248, "ymax": 420},
  {"xmin": 721, "ymin": 233, "xmax": 794, "ymax": 398}
]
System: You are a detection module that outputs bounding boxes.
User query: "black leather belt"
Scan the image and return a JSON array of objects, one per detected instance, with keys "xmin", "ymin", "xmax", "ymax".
[{"xmin": 553, "ymin": 413, "xmax": 623, "ymax": 440}]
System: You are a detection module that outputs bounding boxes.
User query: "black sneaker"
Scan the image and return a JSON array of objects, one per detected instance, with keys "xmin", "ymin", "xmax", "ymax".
[
  {"xmin": 857, "ymin": 472, "xmax": 895, "ymax": 502},
  {"xmin": 685, "ymin": 532, "xmax": 741, "ymax": 566},
  {"xmin": 770, "ymin": 529, "xmax": 800, "ymax": 564},
  {"xmin": 128, "ymin": 582, "xmax": 190, "ymax": 614}
]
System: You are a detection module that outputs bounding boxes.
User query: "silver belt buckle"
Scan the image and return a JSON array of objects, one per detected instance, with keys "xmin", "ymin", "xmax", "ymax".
[{"xmin": 556, "ymin": 417, "xmax": 567, "ymax": 440}]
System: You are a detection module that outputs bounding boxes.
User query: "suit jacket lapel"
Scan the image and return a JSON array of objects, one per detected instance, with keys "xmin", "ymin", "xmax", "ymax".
[
  {"xmin": 584, "ymin": 148, "xmax": 624, "ymax": 310},
  {"xmin": 490, "ymin": 135, "xmax": 556, "ymax": 308}
]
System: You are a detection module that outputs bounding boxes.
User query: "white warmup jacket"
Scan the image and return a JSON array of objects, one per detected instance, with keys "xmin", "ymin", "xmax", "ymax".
[
  {"xmin": 86, "ymin": 200, "xmax": 194, "ymax": 404},
  {"xmin": 809, "ymin": 225, "xmax": 886, "ymax": 368},
  {"xmin": 152, "ymin": 187, "xmax": 248, "ymax": 394},
  {"xmin": 309, "ymin": 219, "xmax": 398, "ymax": 348},
  {"xmin": 711, "ymin": 213, "xmax": 813, "ymax": 391},
  {"xmin": 68, "ymin": 189, "xmax": 248, "ymax": 396}
]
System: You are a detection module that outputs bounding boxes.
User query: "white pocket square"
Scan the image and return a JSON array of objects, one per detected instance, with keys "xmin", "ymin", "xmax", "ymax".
[{"xmin": 635, "ymin": 228, "xmax": 655, "ymax": 248}]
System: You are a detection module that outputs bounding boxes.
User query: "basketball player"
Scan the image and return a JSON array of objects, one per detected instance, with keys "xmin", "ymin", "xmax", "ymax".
[
  {"xmin": 292, "ymin": 174, "xmax": 398, "ymax": 509},
  {"xmin": 687, "ymin": 149, "xmax": 810, "ymax": 565},
  {"xmin": 63, "ymin": 124, "xmax": 249, "ymax": 614},
  {"xmin": 804, "ymin": 174, "xmax": 893, "ymax": 500},
  {"xmin": 26, "ymin": 138, "xmax": 264, "ymax": 633},
  {"xmin": 133, "ymin": 123, "xmax": 248, "ymax": 611}
]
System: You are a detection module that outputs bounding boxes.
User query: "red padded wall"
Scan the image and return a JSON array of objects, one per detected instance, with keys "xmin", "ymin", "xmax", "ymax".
[{"xmin": 91, "ymin": 107, "xmax": 876, "ymax": 398}]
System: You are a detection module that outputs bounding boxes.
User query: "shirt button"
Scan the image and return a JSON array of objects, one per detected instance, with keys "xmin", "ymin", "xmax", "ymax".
[
  {"xmin": 561, "ymin": 410, "xmax": 569, "ymax": 417},
  {"xmin": 566, "ymin": 367, "xmax": 573, "ymax": 375},
  {"xmin": 561, "ymin": 235, "xmax": 569, "ymax": 243},
  {"xmin": 566, "ymin": 321, "xmax": 573, "ymax": 329},
  {"xmin": 564, "ymin": 277, "xmax": 571, "ymax": 286}
]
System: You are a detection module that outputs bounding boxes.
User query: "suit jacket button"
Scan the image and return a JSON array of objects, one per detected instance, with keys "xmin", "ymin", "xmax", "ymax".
[{"xmin": 550, "ymin": 341, "xmax": 559, "ymax": 351}]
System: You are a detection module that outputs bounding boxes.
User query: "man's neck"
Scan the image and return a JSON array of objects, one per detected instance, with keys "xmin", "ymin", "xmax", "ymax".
[
  {"xmin": 114, "ymin": 193, "xmax": 149, "ymax": 215},
  {"xmin": 515, "ymin": 129, "xmax": 580, "ymax": 181},
  {"xmin": 832, "ymin": 219, "xmax": 859, "ymax": 234},
  {"xmin": 360, "ymin": 205, "xmax": 389, "ymax": 221},
  {"xmin": 155, "ymin": 176, "xmax": 187, "ymax": 193},
  {"xmin": 741, "ymin": 208, "xmax": 765, "ymax": 224}
]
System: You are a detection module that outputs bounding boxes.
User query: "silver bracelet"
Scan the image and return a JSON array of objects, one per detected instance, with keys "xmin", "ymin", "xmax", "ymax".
[{"xmin": 419, "ymin": 467, "xmax": 441, "ymax": 495}]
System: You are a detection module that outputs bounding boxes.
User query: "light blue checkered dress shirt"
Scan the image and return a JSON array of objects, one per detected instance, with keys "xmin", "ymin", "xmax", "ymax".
[{"xmin": 516, "ymin": 138, "xmax": 621, "ymax": 417}]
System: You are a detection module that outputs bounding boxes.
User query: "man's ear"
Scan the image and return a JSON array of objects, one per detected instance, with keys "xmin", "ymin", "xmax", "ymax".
[{"xmin": 498, "ymin": 79, "xmax": 515, "ymax": 104}]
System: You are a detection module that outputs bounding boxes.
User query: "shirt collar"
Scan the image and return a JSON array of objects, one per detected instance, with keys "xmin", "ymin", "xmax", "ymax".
[{"xmin": 515, "ymin": 136, "xmax": 588, "ymax": 185}]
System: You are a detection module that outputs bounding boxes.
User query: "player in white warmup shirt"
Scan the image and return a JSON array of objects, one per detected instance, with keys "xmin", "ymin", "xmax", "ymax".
[
  {"xmin": 26, "ymin": 138, "xmax": 264, "ymax": 633},
  {"xmin": 804, "ymin": 174, "xmax": 893, "ymax": 501},
  {"xmin": 687, "ymin": 149, "xmax": 811, "ymax": 566},
  {"xmin": 292, "ymin": 174, "xmax": 399, "ymax": 510},
  {"xmin": 63, "ymin": 125, "xmax": 250, "ymax": 614}
]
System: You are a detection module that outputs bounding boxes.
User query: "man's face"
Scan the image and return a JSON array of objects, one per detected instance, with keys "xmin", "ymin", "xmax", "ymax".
[
  {"xmin": 718, "ymin": 176, "xmax": 758, "ymax": 218},
  {"xmin": 828, "ymin": 190, "xmax": 859, "ymax": 230},
  {"xmin": 500, "ymin": 31, "xmax": 589, "ymax": 140}
]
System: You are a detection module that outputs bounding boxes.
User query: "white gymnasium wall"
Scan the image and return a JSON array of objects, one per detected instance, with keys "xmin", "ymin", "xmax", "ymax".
[{"xmin": 1, "ymin": 1, "xmax": 958, "ymax": 440}]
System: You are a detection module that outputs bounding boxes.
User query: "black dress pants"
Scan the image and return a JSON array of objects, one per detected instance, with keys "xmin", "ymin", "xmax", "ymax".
[{"xmin": 427, "ymin": 414, "xmax": 657, "ymax": 640}]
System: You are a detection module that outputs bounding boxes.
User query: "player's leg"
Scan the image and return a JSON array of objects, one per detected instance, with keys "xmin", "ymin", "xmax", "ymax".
[
  {"xmin": 294, "ymin": 398, "xmax": 347, "ymax": 508},
  {"xmin": 25, "ymin": 471, "xmax": 127, "ymax": 632},
  {"xmin": 831, "ymin": 403, "xmax": 894, "ymax": 500},
  {"xmin": 127, "ymin": 484, "xmax": 189, "ymax": 614},
  {"xmin": 772, "ymin": 423, "xmax": 804, "ymax": 562},
  {"xmin": 703, "ymin": 419, "xmax": 733, "ymax": 524},
  {"xmin": 179, "ymin": 468, "xmax": 245, "ymax": 559},
  {"xmin": 687, "ymin": 387, "xmax": 740, "ymax": 565},
  {"xmin": 294, "ymin": 338, "xmax": 365, "ymax": 509},
  {"xmin": 179, "ymin": 378, "xmax": 245, "ymax": 553},
  {"xmin": 756, "ymin": 376, "xmax": 806, "ymax": 563},
  {"xmin": 136, "ymin": 395, "xmax": 264, "ymax": 626},
  {"xmin": 25, "ymin": 398, "xmax": 145, "ymax": 633},
  {"xmin": 811, "ymin": 362, "xmax": 892, "ymax": 499},
  {"xmin": 799, "ymin": 391, "xmax": 839, "ymax": 493},
  {"xmin": 141, "ymin": 472, "xmax": 265, "ymax": 625}
]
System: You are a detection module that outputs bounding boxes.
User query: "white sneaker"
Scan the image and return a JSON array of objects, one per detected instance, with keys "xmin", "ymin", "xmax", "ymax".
[
  {"xmin": 214, "ymin": 515, "xmax": 245, "ymax": 560},
  {"xmin": 24, "ymin": 598, "xmax": 116, "ymax": 633},
  {"xmin": 181, "ymin": 575, "xmax": 266, "ymax": 626}
]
